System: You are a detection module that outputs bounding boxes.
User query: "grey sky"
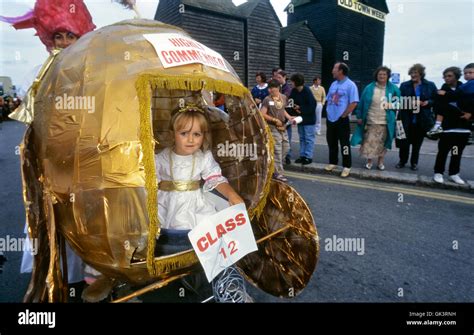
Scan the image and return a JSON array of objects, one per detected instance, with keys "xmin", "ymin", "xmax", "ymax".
[
  {"xmin": 383, "ymin": 0, "xmax": 473, "ymax": 85},
  {"xmin": 0, "ymin": 0, "xmax": 473, "ymax": 88}
]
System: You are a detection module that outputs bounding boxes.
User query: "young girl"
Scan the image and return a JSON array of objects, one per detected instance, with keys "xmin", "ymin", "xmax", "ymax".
[
  {"xmin": 155, "ymin": 106, "xmax": 244, "ymax": 230},
  {"xmin": 155, "ymin": 106, "xmax": 251, "ymax": 303}
]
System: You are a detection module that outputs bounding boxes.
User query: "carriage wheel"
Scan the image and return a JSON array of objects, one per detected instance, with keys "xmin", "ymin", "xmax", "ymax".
[{"xmin": 237, "ymin": 180, "xmax": 319, "ymax": 298}]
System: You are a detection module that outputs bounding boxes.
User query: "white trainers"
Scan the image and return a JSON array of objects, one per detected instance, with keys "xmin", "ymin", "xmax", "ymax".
[
  {"xmin": 341, "ymin": 168, "xmax": 351, "ymax": 178},
  {"xmin": 449, "ymin": 174, "xmax": 465, "ymax": 185},
  {"xmin": 433, "ymin": 173, "xmax": 444, "ymax": 184},
  {"xmin": 427, "ymin": 125, "xmax": 443, "ymax": 136},
  {"xmin": 325, "ymin": 164, "xmax": 337, "ymax": 172}
]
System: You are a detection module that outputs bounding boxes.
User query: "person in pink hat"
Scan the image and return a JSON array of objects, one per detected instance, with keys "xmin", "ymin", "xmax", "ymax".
[
  {"xmin": 1, "ymin": 0, "xmax": 96, "ymax": 51},
  {"xmin": 1, "ymin": 0, "xmax": 96, "ymax": 295}
]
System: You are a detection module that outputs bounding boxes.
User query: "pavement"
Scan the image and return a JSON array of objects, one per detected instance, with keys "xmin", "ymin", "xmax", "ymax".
[
  {"xmin": 285, "ymin": 120, "xmax": 474, "ymax": 193},
  {"xmin": 247, "ymin": 171, "xmax": 474, "ymax": 303}
]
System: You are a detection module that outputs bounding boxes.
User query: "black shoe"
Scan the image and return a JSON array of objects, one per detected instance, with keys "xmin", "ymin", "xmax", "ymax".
[
  {"xmin": 410, "ymin": 164, "xmax": 418, "ymax": 171},
  {"xmin": 302, "ymin": 157, "xmax": 312, "ymax": 165},
  {"xmin": 396, "ymin": 162, "xmax": 405, "ymax": 169},
  {"xmin": 295, "ymin": 157, "xmax": 303, "ymax": 164},
  {"xmin": 285, "ymin": 157, "xmax": 291, "ymax": 165}
]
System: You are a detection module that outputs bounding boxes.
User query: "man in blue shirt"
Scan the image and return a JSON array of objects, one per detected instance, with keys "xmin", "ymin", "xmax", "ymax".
[{"xmin": 325, "ymin": 62, "xmax": 359, "ymax": 177}]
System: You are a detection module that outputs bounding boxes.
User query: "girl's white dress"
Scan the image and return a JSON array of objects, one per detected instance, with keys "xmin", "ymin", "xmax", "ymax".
[{"xmin": 155, "ymin": 148, "xmax": 228, "ymax": 230}]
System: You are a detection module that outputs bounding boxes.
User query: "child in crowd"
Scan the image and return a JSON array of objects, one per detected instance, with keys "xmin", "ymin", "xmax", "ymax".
[{"xmin": 260, "ymin": 80, "xmax": 294, "ymax": 182}]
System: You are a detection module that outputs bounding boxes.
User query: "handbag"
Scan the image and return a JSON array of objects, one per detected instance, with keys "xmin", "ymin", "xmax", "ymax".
[
  {"xmin": 395, "ymin": 120, "xmax": 406, "ymax": 140},
  {"xmin": 395, "ymin": 110, "xmax": 406, "ymax": 140}
]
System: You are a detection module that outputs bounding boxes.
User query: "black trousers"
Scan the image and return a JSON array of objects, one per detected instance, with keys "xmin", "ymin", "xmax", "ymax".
[
  {"xmin": 326, "ymin": 117, "xmax": 352, "ymax": 168},
  {"xmin": 434, "ymin": 133, "xmax": 469, "ymax": 175},
  {"xmin": 398, "ymin": 123, "xmax": 425, "ymax": 166}
]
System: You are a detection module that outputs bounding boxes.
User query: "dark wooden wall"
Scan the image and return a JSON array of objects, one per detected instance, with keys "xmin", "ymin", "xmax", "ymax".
[
  {"xmin": 288, "ymin": 1, "xmax": 337, "ymax": 90},
  {"xmin": 362, "ymin": 0, "xmax": 389, "ymax": 13},
  {"xmin": 181, "ymin": 9, "xmax": 246, "ymax": 81},
  {"xmin": 246, "ymin": 0, "xmax": 281, "ymax": 87},
  {"xmin": 335, "ymin": 6, "xmax": 385, "ymax": 90},
  {"xmin": 156, "ymin": 3, "xmax": 246, "ymax": 82},
  {"xmin": 155, "ymin": 0, "xmax": 182, "ymax": 26},
  {"xmin": 282, "ymin": 25, "xmax": 322, "ymax": 84},
  {"xmin": 289, "ymin": 1, "xmax": 386, "ymax": 91}
]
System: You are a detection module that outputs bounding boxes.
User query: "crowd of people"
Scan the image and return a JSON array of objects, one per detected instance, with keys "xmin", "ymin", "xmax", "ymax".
[
  {"xmin": 0, "ymin": 95, "xmax": 21, "ymax": 123},
  {"xmin": 251, "ymin": 62, "xmax": 474, "ymax": 184}
]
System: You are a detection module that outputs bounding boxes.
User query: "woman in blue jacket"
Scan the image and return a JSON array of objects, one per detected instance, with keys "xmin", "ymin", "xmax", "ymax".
[
  {"xmin": 396, "ymin": 64, "xmax": 437, "ymax": 170},
  {"xmin": 351, "ymin": 66, "xmax": 400, "ymax": 170}
]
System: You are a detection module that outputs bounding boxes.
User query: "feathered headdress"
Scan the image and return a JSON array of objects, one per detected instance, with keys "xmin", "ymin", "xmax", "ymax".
[
  {"xmin": 114, "ymin": 0, "xmax": 136, "ymax": 10},
  {"xmin": 0, "ymin": 0, "xmax": 96, "ymax": 50},
  {"xmin": 113, "ymin": 0, "xmax": 141, "ymax": 18}
]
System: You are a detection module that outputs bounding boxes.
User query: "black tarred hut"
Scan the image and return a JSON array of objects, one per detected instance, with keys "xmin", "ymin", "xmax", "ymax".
[
  {"xmin": 155, "ymin": 0, "xmax": 284, "ymax": 87},
  {"xmin": 287, "ymin": 0, "xmax": 389, "ymax": 91}
]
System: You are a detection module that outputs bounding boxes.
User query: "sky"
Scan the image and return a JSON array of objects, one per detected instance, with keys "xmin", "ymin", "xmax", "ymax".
[{"xmin": 0, "ymin": 0, "xmax": 473, "ymax": 89}]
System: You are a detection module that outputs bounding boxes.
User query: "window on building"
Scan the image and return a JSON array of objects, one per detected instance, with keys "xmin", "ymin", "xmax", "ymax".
[{"xmin": 307, "ymin": 47, "xmax": 314, "ymax": 63}]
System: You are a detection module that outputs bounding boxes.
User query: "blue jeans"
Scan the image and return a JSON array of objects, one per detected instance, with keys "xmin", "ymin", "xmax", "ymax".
[
  {"xmin": 298, "ymin": 124, "xmax": 316, "ymax": 159},
  {"xmin": 286, "ymin": 126, "xmax": 292, "ymax": 159}
]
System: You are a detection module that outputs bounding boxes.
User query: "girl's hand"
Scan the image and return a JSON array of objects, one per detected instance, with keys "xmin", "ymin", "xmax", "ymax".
[
  {"xmin": 215, "ymin": 183, "xmax": 244, "ymax": 206},
  {"xmin": 228, "ymin": 194, "xmax": 244, "ymax": 206},
  {"xmin": 461, "ymin": 112, "xmax": 472, "ymax": 120}
]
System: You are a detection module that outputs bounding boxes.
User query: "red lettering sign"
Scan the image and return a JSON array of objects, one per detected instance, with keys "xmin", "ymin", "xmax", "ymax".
[
  {"xmin": 197, "ymin": 237, "xmax": 208, "ymax": 252},
  {"xmin": 235, "ymin": 213, "xmax": 246, "ymax": 226},
  {"xmin": 161, "ymin": 51, "xmax": 172, "ymax": 64},
  {"xmin": 195, "ymin": 213, "xmax": 248, "ymax": 253}
]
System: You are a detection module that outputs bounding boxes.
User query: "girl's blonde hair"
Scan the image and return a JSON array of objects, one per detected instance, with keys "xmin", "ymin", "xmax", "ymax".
[{"xmin": 170, "ymin": 107, "xmax": 212, "ymax": 151}]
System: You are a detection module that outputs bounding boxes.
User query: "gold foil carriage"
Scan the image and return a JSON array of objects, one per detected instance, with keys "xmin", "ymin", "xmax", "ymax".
[{"xmin": 20, "ymin": 19, "xmax": 319, "ymax": 302}]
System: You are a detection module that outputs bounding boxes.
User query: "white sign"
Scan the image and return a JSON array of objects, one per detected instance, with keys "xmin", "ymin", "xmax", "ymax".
[
  {"xmin": 144, "ymin": 33, "xmax": 230, "ymax": 72},
  {"xmin": 188, "ymin": 203, "xmax": 257, "ymax": 282},
  {"xmin": 338, "ymin": 0, "xmax": 386, "ymax": 22}
]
